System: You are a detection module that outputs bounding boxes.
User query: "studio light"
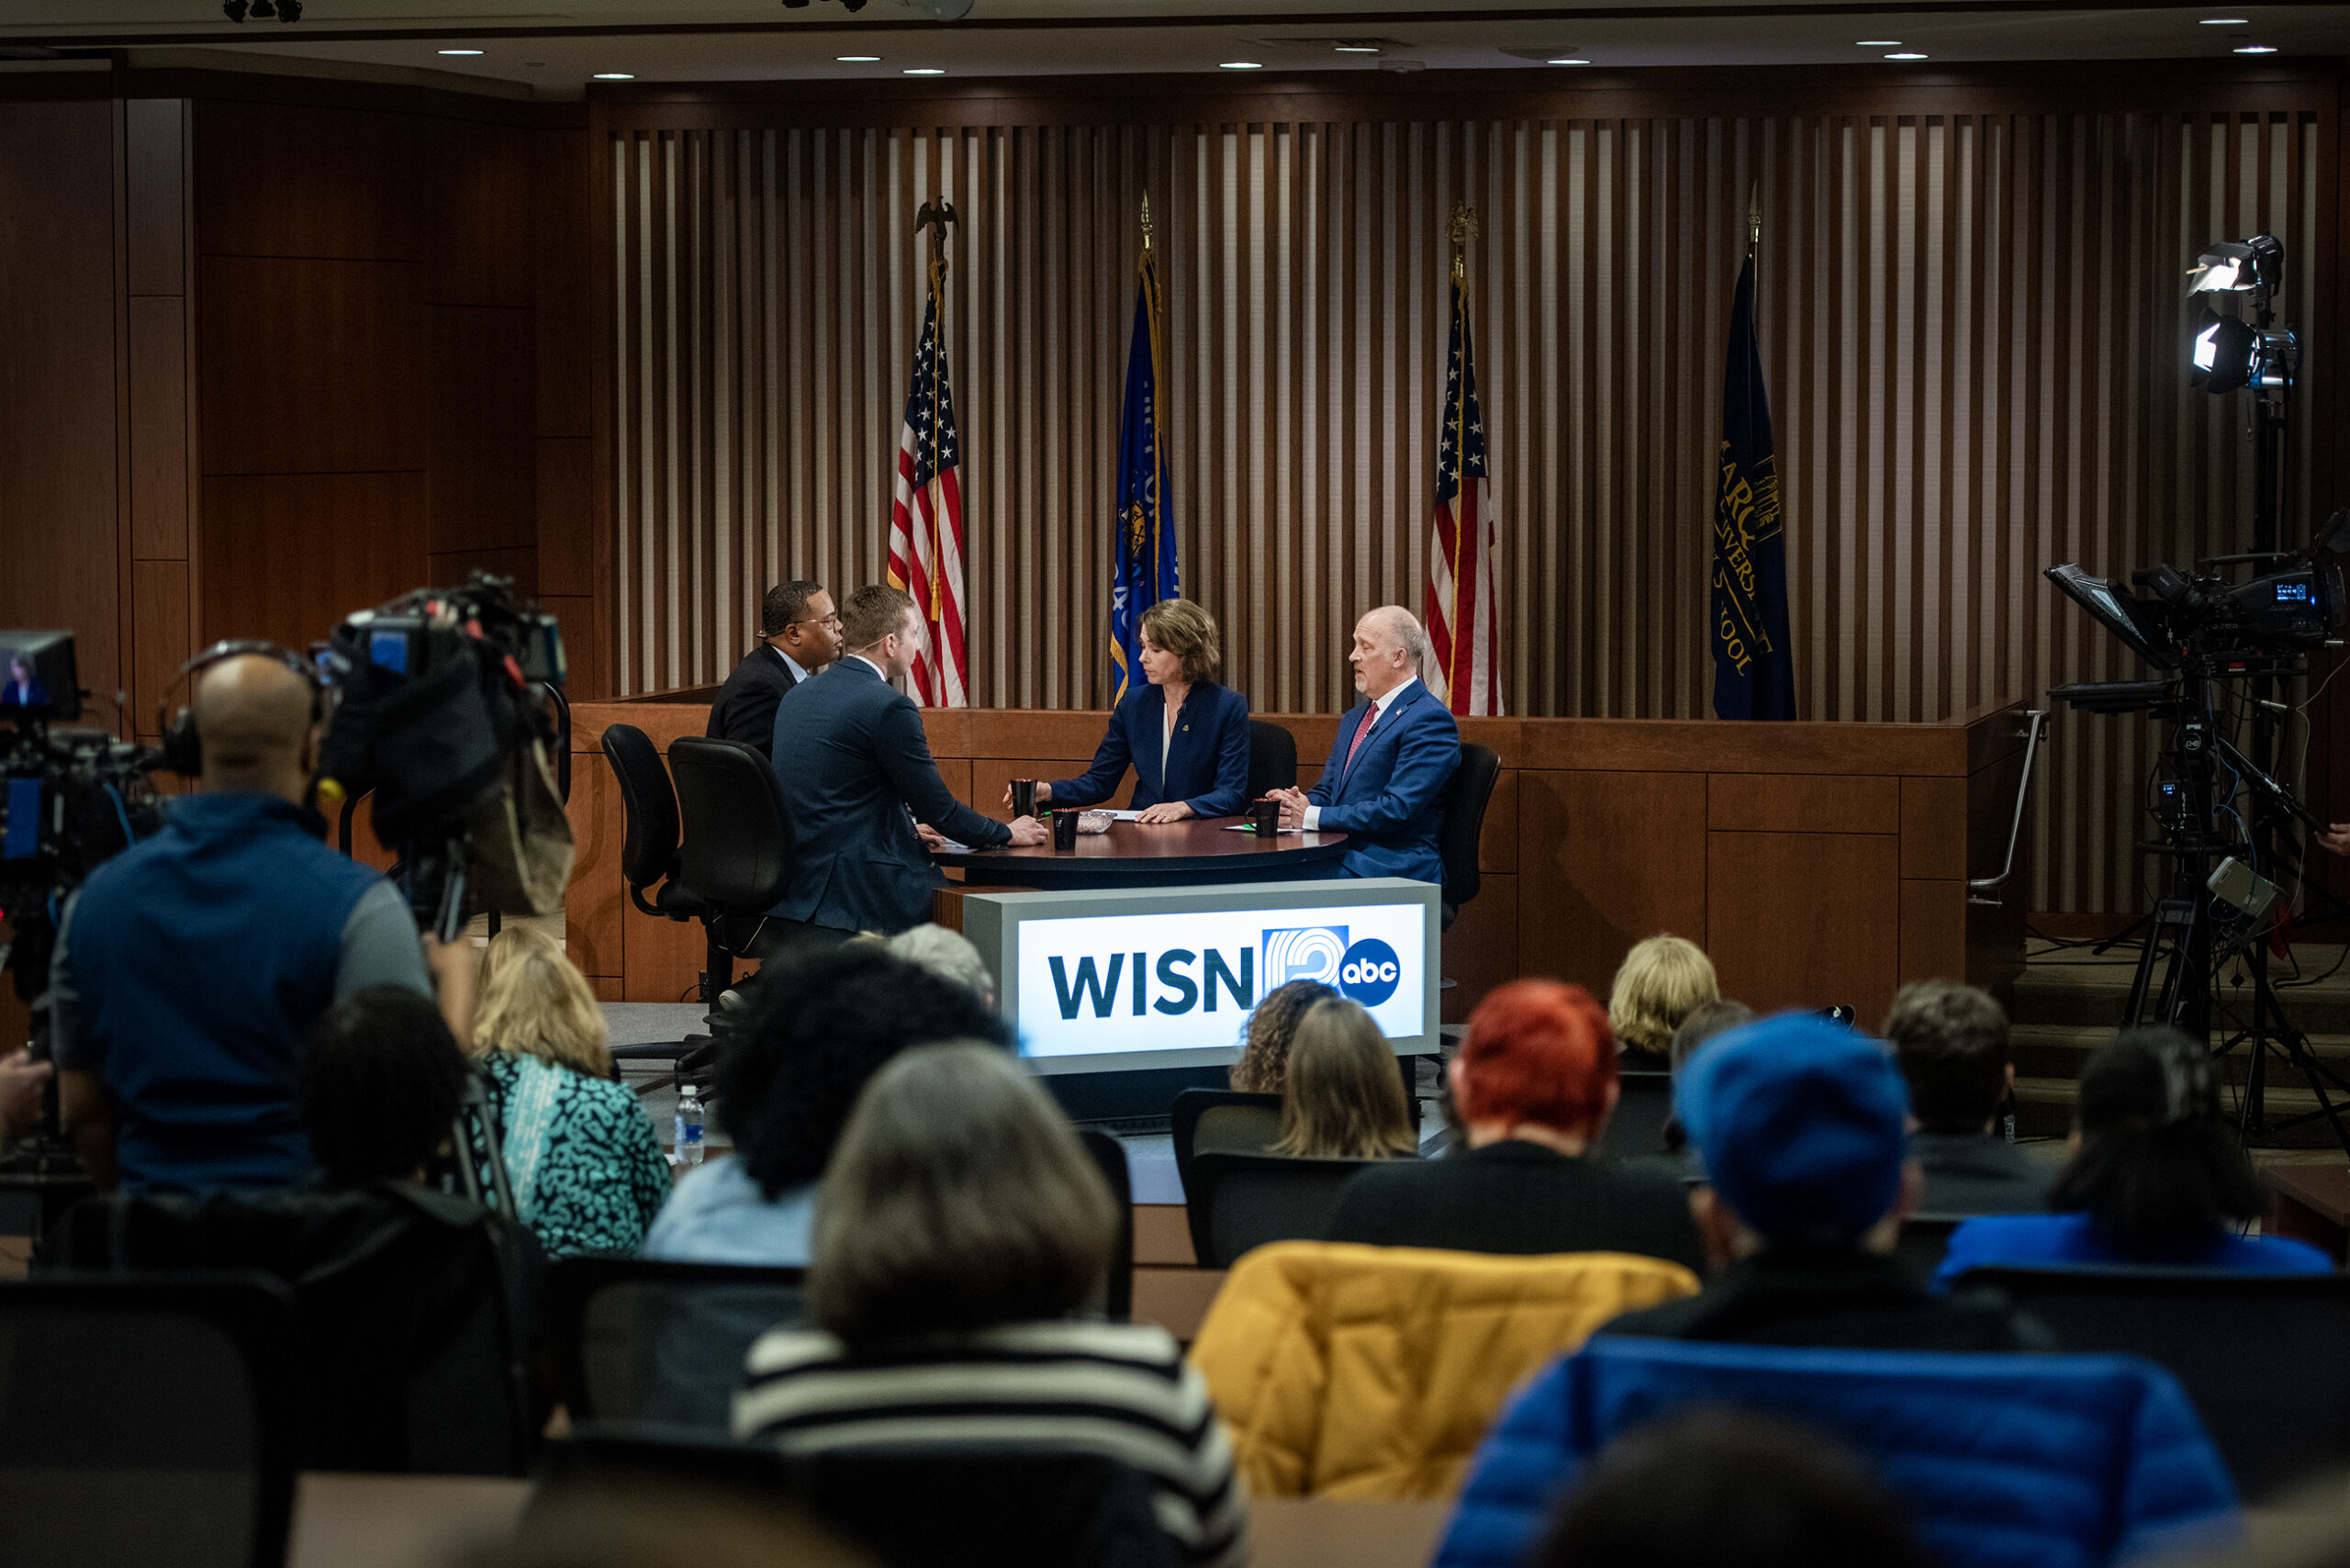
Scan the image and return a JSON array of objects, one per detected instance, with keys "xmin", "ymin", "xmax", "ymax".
[
  {"xmin": 2191, "ymin": 308, "xmax": 2261, "ymax": 392},
  {"xmin": 2189, "ymin": 235, "xmax": 2283, "ymax": 297}
]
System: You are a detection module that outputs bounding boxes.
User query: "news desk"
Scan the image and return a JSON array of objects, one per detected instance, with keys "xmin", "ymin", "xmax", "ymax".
[
  {"xmin": 557, "ymin": 699, "xmax": 2033, "ymax": 1028},
  {"xmin": 935, "ymin": 817, "xmax": 1348, "ymax": 889}
]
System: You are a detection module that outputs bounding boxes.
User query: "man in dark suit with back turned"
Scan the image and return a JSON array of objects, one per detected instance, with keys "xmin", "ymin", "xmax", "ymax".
[
  {"xmin": 770, "ymin": 585, "xmax": 1047, "ymax": 938},
  {"xmin": 1269, "ymin": 605, "xmax": 1460, "ymax": 883},
  {"xmin": 707, "ymin": 580, "xmax": 842, "ymax": 750}
]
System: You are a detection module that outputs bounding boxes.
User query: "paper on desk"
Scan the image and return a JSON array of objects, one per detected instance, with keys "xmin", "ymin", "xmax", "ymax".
[
  {"xmin": 1101, "ymin": 810, "xmax": 1147, "ymax": 821},
  {"xmin": 928, "ymin": 838, "xmax": 976, "ymax": 854}
]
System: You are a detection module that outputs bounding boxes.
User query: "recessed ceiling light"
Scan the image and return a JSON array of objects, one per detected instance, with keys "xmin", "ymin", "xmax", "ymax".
[
  {"xmin": 1886, "ymin": 51, "xmax": 1929, "ymax": 60},
  {"xmin": 1334, "ymin": 45, "xmax": 1380, "ymax": 53},
  {"xmin": 592, "ymin": 72, "xmax": 632, "ymax": 79},
  {"xmin": 1220, "ymin": 61, "xmax": 1263, "ymax": 70},
  {"xmin": 1856, "ymin": 39, "xmax": 1902, "ymax": 45},
  {"xmin": 2234, "ymin": 43, "xmax": 2278, "ymax": 51},
  {"xmin": 2199, "ymin": 17, "xmax": 2251, "ymax": 23},
  {"xmin": 1548, "ymin": 58, "xmax": 1591, "ymax": 64},
  {"xmin": 437, "ymin": 49, "xmax": 482, "ymax": 55},
  {"xmin": 836, "ymin": 54, "xmax": 880, "ymax": 62},
  {"xmin": 903, "ymin": 66, "xmax": 946, "ymax": 74}
]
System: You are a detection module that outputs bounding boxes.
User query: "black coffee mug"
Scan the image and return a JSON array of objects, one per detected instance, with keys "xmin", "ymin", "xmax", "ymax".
[
  {"xmin": 1011, "ymin": 778, "xmax": 1038, "ymax": 818},
  {"xmin": 1251, "ymin": 798, "xmax": 1282, "ymax": 836},
  {"xmin": 1052, "ymin": 810, "xmax": 1080, "ymax": 852}
]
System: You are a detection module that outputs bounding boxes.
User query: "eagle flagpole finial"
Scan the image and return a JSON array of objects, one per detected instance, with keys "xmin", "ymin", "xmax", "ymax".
[{"xmin": 1448, "ymin": 200, "xmax": 1478, "ymax": 286}]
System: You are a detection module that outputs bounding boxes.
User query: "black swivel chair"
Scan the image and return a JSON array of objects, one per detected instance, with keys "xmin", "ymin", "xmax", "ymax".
[
  {"xmin": 1181, "ymin": 1149, "xmax": 1393, "ymax": 1268},
  {"xmin": 1075, "ymin": 1128, "xmax": 1136, "ymax": 1321},
  {"xmin": 1438, "ymin": 742, "xmax": 1501, "ymax": 933},
  {"xmin": 1950, "ymin": 1264, "xmax": 2350, "ymax": 1496},
  {"xmin": 1170, "ymin": 1088, "xmax": 1284, "ymax": 1208},
  {"xmin": 598, "ymin": 723, "xmax": 704, "ymax": 1068},
  {"xmin": 0, "ymin": 1271, "xmax": 302, "ymax": 1568},
  {"xmin": 1245, "ymin": 720, "xmax": 1298, "ymax": 805},
  {"xmin": 666, "ymin": 735, "xmax": 800, "ymax": 1006},
  {"xmin": 543, "ymin": 1257, "xmax": 809, "ymax": 1429}
]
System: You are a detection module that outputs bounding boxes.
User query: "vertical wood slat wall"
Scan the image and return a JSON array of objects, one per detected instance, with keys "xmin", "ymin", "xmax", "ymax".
[{"xmin": 606, "ymin": 85, "xmax": 2330, "ymax": 915}]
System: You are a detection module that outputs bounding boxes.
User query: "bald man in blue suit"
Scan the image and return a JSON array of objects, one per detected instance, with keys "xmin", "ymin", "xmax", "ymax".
[{"xmin": 1270, "ymin": 606, "xmax": 1460, "ymax": 884}]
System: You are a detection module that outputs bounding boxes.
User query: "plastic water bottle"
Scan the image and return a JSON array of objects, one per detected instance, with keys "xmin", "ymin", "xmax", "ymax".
[{"xmin": 675, "ymin": 1084, "xmax": 706, "ymax": 1167}]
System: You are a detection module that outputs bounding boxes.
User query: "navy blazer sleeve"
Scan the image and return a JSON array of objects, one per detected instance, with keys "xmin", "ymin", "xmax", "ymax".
[
  {"xmin": 872, "ymin": 698, "xmax": 1012, "ymax": 848},
  {"xmin": 1311, "ymin": 700, "xmax": 1460, "ymax": 837},
  {"xmin": 1049, "ymin": 696, "xmax": 1139, "ymax": 809},
  {"xmin": 1181, "ymin": 687, "xmax": 1252, "ymax": 819}
]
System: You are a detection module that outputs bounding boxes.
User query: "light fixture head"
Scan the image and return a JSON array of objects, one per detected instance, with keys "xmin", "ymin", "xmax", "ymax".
[
  {"xmin": 276, "ymin": 0, "xmax": 301, "ymax": 19},
  {"xmin": 1549, "ymin": 57, "xmax": 1591, "ymax": 64},
  {"xmin": 2199, "ymin": 16, "xmax": 2251, "ymax": 22},
  {"xmin": 439, "ymin": 49, "xmax": 484, "ymax": 55},
  {"xmin": 2189, "ymin": 235, "xmax": 2283, "ymax": 297},
  {"xmin": 2190, "ymin": 303, "xmax": 2296, "ymax": 394},
  {"xmin": 902, "ymin": 66, "xmax": 946, "ymax": 74},
  {"xmin": 2235, "ymin": 43, "xmax": 2278, "ymax": 52},
  {"xmin": 221, "ymin": 0, "xmax": 248, "ymax": 17},
  {"xmin": 837, "ymin": 54, "xmax": 881, "ymax": 62},
  {"xmin": 251, "ymin": 0, "xmax": 275, "ymax": 16},
  {"xmin": 1886, "ymin": 51, "xmax": 1929, "ymax": 60},
  {"xmin": 1220, "ymin": 61, "xmax": 1263, "ymax": 70},
  {"xmin": 592, "ymin": 72, "xmax": 633, "ymax": 79},
  {"xmin": 1856, "ymin": 39, "xmax": 1902, "ymax": 45}
]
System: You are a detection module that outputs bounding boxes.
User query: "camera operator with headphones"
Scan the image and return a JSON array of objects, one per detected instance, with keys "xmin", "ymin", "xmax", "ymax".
[{"xmin": 50, "ymin": 646, "xmax": 475, "ymax": 1193}]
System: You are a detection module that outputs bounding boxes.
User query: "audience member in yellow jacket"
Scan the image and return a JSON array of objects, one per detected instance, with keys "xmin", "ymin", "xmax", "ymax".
[{"xmin": 1188, "ymin": 1240, "xmax": 1698, "ymax": 1501}]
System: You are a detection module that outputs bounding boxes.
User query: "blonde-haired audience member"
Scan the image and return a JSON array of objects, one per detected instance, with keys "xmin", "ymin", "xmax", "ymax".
[
  {"xmin": 1270, "ymin": 998, "xmax": 1419, "ymax": 1160},
  {"xmin": 1229, "ymin": 979, "xmax": 1337, "ymax": 1094},
  {"xmin": 734, "ymin": 1043, "xmax": 1248, "ymax": 1568},
  {"xmin": 474, "ymin": 925, "xmax": 669, "ymax": 1258},
  {"xmin": 1608, "ymin": 935, "xmax": 1720, "ymax": 1063}
]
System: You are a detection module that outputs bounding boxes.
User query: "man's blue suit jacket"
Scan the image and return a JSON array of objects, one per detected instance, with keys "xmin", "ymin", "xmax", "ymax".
[
  {"xmin": 1304, "ymin": 678, "xmax": 1459, "ymax": 884},
  {"xmin": 768, "ymin": 657, "xmax": 1009, "ymax": 934},
  {"xmin": 1049, "ymin": 681, "xmax": 1251, "ymax": 817}
]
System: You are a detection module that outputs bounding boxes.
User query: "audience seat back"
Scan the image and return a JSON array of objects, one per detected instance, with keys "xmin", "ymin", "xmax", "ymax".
[
  {"xmin": 1171, "ymin": 1089, "xmax": 1282, "ymax": 1206},
  {"xmin": 1437, "ymin": 1336, "xmax": 2238, "ymax": 1568},
  {"xmin": 544, "ymin": 1257, "xmax": 809, "ymax": 1430},
  {"xmin": 0, "ymin": 1271, "xmax": 300, "ymax": 1568},
  {"xmin": 1595, "ymin": 1068, "xmax": 1673, "ymax": 1161},
  {"xmin": 543, "ymin": 1424, "xmax": 1186, "ymax": 1568},
  {"xmin": 1953, "ymin": 1263, "xmax": 2350, "ymax": 1497},
  {"xmin": 1184, "ymin": 1149, "xmax": 1390, "ymax": 1268},
  {"xmin": 1075, "ymin": 1127, "xmax": 1135, "ymax": 1320},
  {"xmin": 1895, "ymin": 1214, "xmax": 1965, "ymax": 1281},
  {"xmin": 1190, "ymin": 1240, "xmax": 1698, "ymax": 1501},
  {"xmin": 58, "ymin": 1184, "xmax": 538, "ymax": 1475}
]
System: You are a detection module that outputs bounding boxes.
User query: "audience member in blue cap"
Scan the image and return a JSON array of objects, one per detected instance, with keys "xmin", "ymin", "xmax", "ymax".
[{"xmin": 1597, "ymin": 1013, "xmax": 2053, "ymax": 1350}]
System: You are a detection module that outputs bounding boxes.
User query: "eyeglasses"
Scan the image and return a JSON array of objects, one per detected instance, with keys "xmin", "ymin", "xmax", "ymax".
[{"xmin": 790, "ymin": 615, "xmax": 843, "ymax": 632}]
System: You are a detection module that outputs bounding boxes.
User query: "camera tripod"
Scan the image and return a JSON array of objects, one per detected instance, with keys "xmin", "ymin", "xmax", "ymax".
[{"xmin": 2121, "ymin": 659, "xmax": 2350, "ymax": 1154}]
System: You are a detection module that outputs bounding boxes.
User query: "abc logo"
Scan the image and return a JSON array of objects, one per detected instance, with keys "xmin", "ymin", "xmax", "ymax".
[{"xmin": 1337, "ymin": 938, "xmax": 1402, "ymax": 1006}]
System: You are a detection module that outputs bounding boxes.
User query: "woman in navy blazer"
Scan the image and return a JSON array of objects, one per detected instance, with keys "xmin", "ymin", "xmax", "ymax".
[{"xmin": 1015, "ymin": 599, "xmax": 1251, "ymax": 823}]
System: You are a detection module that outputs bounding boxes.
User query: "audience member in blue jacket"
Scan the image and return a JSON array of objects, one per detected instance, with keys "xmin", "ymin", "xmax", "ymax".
[
  {"xmin": 1269, "ymin": 606, "xmax": 1460, "ymax": 883},
  {"xmin": 1936, "ymin": 1025, "xmax": 2333, "ymax": 1288},
  {"xmin": 1016, "ymin": 599, "xmax": 1250, "ymax": 822}
]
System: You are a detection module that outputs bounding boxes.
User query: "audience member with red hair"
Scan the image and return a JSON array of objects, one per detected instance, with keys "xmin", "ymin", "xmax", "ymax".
[{"xmin": 1321, "ymin": 980, "xmax": 1705, "ymax": 1271}]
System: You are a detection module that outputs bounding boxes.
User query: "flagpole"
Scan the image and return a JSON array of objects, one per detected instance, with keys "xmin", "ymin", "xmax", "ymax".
[
  {"xmin": 1447, "ymin": 200, "xmax": 1478, "ymax": 705},
  {"xmin": 916, "ymin": 200, "xmax": 957, "ymax": 632}
]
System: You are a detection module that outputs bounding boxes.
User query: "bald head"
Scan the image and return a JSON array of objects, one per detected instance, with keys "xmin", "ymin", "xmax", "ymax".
[
  {"xmin": 1349, "ymin": 606, "xmax": 1432, "ymax": 701},
  {"xmin": 195, "ymin": 655, "xmax": 316, "ymax": 800}
]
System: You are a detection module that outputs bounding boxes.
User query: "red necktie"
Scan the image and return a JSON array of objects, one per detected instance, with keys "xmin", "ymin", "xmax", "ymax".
[{"xmin": 1344, "ymin": 703, "xmax": 1378, "ymax": 773}]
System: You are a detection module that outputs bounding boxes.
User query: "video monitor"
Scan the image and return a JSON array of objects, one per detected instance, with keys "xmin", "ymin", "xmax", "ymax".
[{"xmin": 0, "ymin": 631, "xmax": 78, "ymax": 721}]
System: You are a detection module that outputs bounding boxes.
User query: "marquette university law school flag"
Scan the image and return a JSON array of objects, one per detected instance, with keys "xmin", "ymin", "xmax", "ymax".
[
  {"xmin": 1109, "ymin": 231, "xmax": 1177, "ymax": 704},
  {"xmin": 1710, "ymin": 251, "xmax": 1796, "ymax": 721}
]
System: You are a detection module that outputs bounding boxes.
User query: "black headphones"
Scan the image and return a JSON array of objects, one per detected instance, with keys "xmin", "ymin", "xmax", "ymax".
[{"xmin": 160, "ymin": 639, "xmax": 327, "ymax": 778}]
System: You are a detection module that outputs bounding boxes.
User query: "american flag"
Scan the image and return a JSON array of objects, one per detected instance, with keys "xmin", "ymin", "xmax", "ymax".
[
  {"xmin": 1426, "ymin": 260, "xmax": 1505, "ymax": 716},
  {"xmin": 887, "ymin": 273, "xmax": 968, "ymax": 707}
]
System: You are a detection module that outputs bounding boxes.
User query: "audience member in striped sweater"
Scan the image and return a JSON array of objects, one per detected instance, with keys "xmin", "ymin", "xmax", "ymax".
[{"xmin": 733, "ymin": 1044, "xmax": 1247, "ymax": 1568}]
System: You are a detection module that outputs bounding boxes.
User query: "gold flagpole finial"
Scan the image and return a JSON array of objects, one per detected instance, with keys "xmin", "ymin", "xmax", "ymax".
[
  {"xmin": 1449, "ymin": 201, "xmax": 1478, "ymax": 285},
  {"xmin": 1140, "ymin": 189, "xmax": 1154, "ymax": 253},
  {"xmin": 916, "ymin": 198, "xmax": 958, "ymax": 289},
  {"xmin": 1747, "ymin": 180, "xmax": 1762, "ymax": 254}
]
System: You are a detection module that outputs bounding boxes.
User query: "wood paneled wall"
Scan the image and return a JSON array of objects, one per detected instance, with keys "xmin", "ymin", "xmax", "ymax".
[{"xmin": 598, "ymin": 66, "xmax": 2339, "ymax": 914}]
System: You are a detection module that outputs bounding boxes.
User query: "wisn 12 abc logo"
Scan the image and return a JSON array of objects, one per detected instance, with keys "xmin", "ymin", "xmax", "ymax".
[{"xmin": 1260, "ymin": 925, "xmax": 1404, "ymax": 1006}]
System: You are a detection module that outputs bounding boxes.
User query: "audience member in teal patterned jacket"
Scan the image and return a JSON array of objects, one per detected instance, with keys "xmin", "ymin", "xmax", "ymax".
[{"xmin": 472, "ymin": 927, "xmax": 669, "ymax": 1258}]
